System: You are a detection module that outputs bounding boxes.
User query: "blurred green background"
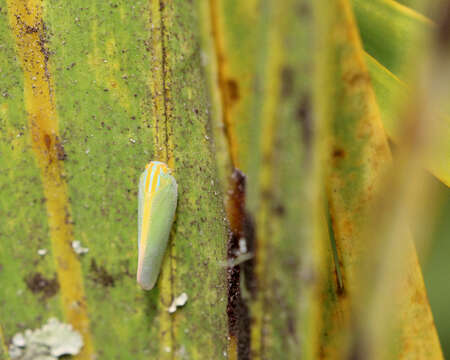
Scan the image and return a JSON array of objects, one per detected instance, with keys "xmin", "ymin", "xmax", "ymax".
[{"xmin": 419, "ymin": 177, "xmax": 450, "ymax": 356}]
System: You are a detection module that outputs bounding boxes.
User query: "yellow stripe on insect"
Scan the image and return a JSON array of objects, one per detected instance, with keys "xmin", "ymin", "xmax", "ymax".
[{"xmin": 137, "ymin": 161, "xmax": 178, "ymax": 290}]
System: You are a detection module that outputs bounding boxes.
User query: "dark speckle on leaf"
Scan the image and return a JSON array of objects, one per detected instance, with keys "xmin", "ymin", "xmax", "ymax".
[
  {"xmin": 296, "ymin": 95, "xmax": 312, "ymax": 157},
  {"xmin": 280, "ymin": 67, "xmax": 294, "ymax": 97},
  {"xmin": 25, "ymin": 272, "xmax": 59, "ymax": 299},
  {"xmin": 226, "ymin": 79, "xmax": 239, "ymax": 104},
  {"xmin": 90, "ymin": 259, "xmax": 115, "ymax": 287}
]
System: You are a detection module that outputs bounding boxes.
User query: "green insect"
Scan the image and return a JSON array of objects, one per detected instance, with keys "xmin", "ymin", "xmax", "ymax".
[{"xmin": 137, "ymin": 161, "xmax": 178, "ymax": 290}]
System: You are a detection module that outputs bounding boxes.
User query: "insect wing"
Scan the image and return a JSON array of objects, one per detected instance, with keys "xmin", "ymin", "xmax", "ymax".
[{"xmin": 137, "ymin": 169, "xmax": 177, "ymax": 290}]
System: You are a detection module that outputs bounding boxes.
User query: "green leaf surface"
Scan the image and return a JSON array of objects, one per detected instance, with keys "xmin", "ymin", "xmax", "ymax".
[
  {"xmin": 1, "ymin": 0, "xmax": 229, "ymax": 358},
  {"xmin": 367, "ymin": 53, "xmax": 450, "ymax": 186},
  {"xmin": 352, "ymin": 0, "xmax": 432, "ymax": 79}
]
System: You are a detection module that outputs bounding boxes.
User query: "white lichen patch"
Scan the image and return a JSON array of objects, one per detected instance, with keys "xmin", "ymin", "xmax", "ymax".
[
  {"xmin": 168, "ymin": 292, "xmax": 188, "ymax": 313},
  {"xmin": 71, "ymin": 240, "xmax": 89, "ymax": 255},
  {"xmin": 37, "ymin": 249, "xmax": 47, "ymax": 256},
  {"xmin": 12, "ymin": 333, "xmax": 26, "ymax": 347},
  {"xmin": 9, "ymin": 318, "xmax": 83, "ymax": 360}
]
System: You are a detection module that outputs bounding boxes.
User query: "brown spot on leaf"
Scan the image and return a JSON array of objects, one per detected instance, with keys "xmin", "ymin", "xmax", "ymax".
[
  {"xmin": 43, "ymin": 133, "xmax": 51, "ymax": 151},
  {"xmin": 90, "ymin": 259, "xmax": 115, "ymax": 287},
  {"xmin": 297, "ymin": 1, "xmax": 311, "ymax": 17},
  {"xmin": 287, "ymin": 312, "xmax": 297, "ymax": 338},
  {"xmin": 226, "ymin": 79, "xmax": 239, "ymax": 104},
  {"xmin": 280, "ymin": 67, "xmax": 294, "ymax": 97},
  {"xmin": 342, "ymin": 219, "xmax": 353, "ymax": 237},
  {"xmin": 273, "ymin": 204, "xmax": 285, "ymax": 216},
  {"xmin": 343, "ymin": 71, "xmax": 370, "ymax": 87},
  {"xmin": 413, "ymin": 289, "xmax": 425, "ymax": 305},
  {"xmin": 25, "ymin": 272, "xmax": 59, "ymax": 299},
  {"xmin": 297, "ymin": 95, "xmax": 313, "ymax": 157},
  {"xmin": 55, "ymin": 136, "xmax": 66, "ymax": 161},
  {"xmin": 332, "ymin": 148, "xmax": 346, "ymax": 159}
]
